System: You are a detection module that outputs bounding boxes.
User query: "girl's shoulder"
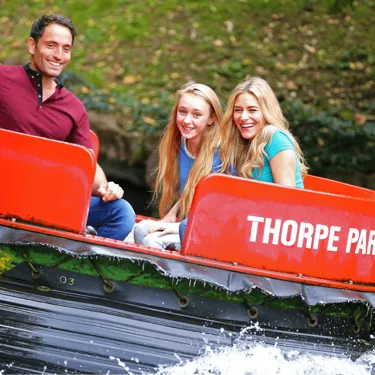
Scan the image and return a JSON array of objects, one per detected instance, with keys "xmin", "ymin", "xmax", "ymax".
[
  {"xmin": 265, "ymin": 125, "xmax": 287, "ymax": 138},
  {"xmin": 266, "ymin": 126, "xmax": 293, "ymax": 145},
  {"xmin": 264, "ymin": 126, "xmax": 296, "ymax": 158}
]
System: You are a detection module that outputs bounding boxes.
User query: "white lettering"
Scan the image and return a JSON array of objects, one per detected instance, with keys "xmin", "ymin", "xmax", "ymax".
[
  {"xmin": 297, "ymin": 222, "xmax": 314, "ymax": 248},
  {"xmin": 355, "ymin": 230, "xmax": 367, "ymax": 254},
  {"xmin": 313, "ymin": 224, "xmax": 329, "ymax": 250},
  {"xmin": 327, "ymin": 226, "xmax": 341, "ymax": 251},
  {"xmin": 247, "ymin": 216, "xmax": 265, "ymax": 242},
  {"xmin": 263, "ymin": 218, "xmax": 282, "ymax": 245},
  {"xmin": 368, "ymin": 231, "xmax": 375, "ymax": 255},
  {"xmin": 280, "ymin": 220, "xmax": 298, "ymax": 246},
  {"xmin": 245, "ymin": 215, "xmax": 375, "ymax": 256},
  {"xmin": 346, "ymin": 228, "xmax": 359, "ymax": 253}
]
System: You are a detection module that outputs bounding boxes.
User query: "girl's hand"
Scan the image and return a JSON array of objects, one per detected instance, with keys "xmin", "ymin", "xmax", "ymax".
[{"xmin": 147, "ymin": 222, "xmax": 180, "ymax": 236}]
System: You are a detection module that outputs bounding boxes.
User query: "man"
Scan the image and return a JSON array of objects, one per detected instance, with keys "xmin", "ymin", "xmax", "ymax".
[{"xmin": 0, "ymin": 14, "xmax": 135, "ymax": 240}]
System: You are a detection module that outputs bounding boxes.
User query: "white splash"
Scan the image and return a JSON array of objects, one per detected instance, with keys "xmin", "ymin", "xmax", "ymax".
[
  {"xmin": 109, "ymin": 356, "xmax": 131, "ymax": 374},
  {"xmin": 152, "ymin": 342, "xmax": 375, "ymax": 375}
]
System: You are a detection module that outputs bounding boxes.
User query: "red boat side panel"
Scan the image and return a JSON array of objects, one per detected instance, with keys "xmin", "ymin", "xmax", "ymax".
[
  {"xmin": 182, "ymin": 174, "xmax": 375, "ymax": 285},
  {"xmin": 89, "ymin": 130, "xmax": 100, "ymax": 161},
  {"xmin": 0, "ymin": 129, "xmax": 95, "ymax": 233},
  {"xmin": 304, "ymin": 175, "xmax": 375, "ymax": 200}
]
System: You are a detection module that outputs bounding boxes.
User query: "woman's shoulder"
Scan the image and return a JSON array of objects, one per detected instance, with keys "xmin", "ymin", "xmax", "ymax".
[
  {"xmin": 266, "ymin": 126, "xmax": 287, "ymax": 138},
  {"xmin": 264, "ymin": 126, "xmax": 296, "ymax": 158},
  {"xmin": 266, "ymin": 126, "xmax": 294, "ymax": 145}
]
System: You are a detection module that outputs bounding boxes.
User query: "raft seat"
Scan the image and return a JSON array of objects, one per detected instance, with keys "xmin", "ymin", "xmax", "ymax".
[
  {"xmin": 304, "ymin": 175, "xmax": 375, "ymax": 201},
  {"xmin": 90, "ymin": 130, "xmax": 100, "ymax": 161},
  {"xmin": 182, "ymin": 174, "xmax": 375, "ymax": 286},
  {"xmin": 0, "ymin": 129, "xmax": 96, "ymax": 234}
]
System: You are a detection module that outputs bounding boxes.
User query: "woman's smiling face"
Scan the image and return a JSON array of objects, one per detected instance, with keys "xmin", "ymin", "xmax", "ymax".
[
  {"xmin": 176, "ymin": 93, "xmax": 212, "ymax": 145},
  {"xmin": 233, "ymin": 92, "xmax": 267, "ymax": 140}
]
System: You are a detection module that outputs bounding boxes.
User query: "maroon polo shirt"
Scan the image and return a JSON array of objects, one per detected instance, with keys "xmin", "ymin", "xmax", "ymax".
[{"xmin": 0, "ymin": 64, "xmax": 92, "ymax": 148}]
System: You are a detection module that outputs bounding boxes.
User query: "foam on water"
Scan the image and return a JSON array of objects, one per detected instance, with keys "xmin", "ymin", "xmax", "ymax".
[
  {"xmin": 152, "ymin": 342, "xmax": 375, "ymax": 375},
  {"xmin": 1, "ymin": 341, "xmax": 374, "ymax": 375}
]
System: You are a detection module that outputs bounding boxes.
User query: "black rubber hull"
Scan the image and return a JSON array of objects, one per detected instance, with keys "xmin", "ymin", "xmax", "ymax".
[{"xmin": 0, "ymin": 264, "xmax": 373, "ymax": 373}]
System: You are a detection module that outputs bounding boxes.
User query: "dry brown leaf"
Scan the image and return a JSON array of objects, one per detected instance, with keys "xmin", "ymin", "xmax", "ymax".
[{"xmin": 123, "ymin": 75, "xmax": 136, "ymax": 85}]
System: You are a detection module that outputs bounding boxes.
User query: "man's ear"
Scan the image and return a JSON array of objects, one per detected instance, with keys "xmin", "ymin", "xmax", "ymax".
[{"xmin": 28, "ymin": 37, "xmax": 36, "ymax": 55}]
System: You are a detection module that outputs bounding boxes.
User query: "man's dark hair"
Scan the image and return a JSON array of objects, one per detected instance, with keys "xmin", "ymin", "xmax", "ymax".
[{"xmin": 30, "ymin": 14, "xmax": 76, "ymax": 45}]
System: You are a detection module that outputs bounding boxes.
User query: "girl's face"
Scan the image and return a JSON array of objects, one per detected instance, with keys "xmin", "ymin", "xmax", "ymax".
[
  {"xmin": 176, "ymin": 93, "xmax": 212, "ymax": 144},
  {"xmin": 233, "ymin": 92, "xmax": 267, "ymax": 140}
]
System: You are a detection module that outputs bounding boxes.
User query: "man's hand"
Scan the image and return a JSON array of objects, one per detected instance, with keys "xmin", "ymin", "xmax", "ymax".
[
  {"xmin": 97, "ymin": 181, "xmax": 124, "ymax": 202},
  {"xmin": 147, "ymin": 221, "xmax": 179, "ymax": 236}
]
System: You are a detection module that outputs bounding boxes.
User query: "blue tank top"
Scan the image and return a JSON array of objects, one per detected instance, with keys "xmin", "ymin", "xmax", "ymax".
[
  {"xmin": 179, "ymin": 138, "xmax": 221, "ymax": 193},
  {"xmin": 252, "ymin": 129, "xmax": 304, "ymax": 188}
]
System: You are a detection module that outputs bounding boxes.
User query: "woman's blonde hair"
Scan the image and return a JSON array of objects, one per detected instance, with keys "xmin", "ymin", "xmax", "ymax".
[
  {"xmin": 154, "ymin": 82, "xmax": 222, "ymax": 219},
  {"xmin": 220, "ymin": 76, "xmax": 308, "ymax": 178}
]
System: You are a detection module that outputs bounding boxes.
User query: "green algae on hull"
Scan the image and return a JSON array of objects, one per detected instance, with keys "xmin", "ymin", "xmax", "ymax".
[{"xmin": 0, "ymin": 244, "xmax": 373, "ymax": 327}]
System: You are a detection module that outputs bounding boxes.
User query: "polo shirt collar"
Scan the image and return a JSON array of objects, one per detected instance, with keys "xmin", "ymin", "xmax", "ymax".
[
  {"xmin": 23, "ymin": 63, "xmax": 64, "ymax": 106},
  {"xmin": 23, "ymin": 63, "xmax": 64, "ymax": 90}
]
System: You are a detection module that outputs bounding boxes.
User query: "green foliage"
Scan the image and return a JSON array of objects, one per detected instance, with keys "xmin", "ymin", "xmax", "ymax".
[
  {"xmin": 2, "ymin": 0, "xmax": 375, "ymax": 174},
  {"xmin": 62, "ymin": 71, "xmax": 171, "ymax": 135},
  {"xmin": 62, "ymin": 71, "xmax": 375, "ymax": 175},
  {"xmin": 325, "ymin": 0, "xmax": 356, "ymax": 14},
  {"xmin": 2, "ymin": 0, "xmax": 375, "ymax": 114},
  {"xmin": 284, "ymin": 101, "xmax": 375, "ymax": 174}
]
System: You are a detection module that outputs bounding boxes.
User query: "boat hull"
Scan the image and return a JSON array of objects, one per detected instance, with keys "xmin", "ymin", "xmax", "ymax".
[{"xmin": 0, "ymin": 266, "xmax": 374, "ymax": 373}]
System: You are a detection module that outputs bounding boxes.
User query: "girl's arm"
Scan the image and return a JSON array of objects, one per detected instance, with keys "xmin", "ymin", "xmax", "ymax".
[
  {"xmin": 269, "ymin": 149, "xmax": 297, "ymax": 187},
  {"xmin": 161, "ymin": 200, "xmax": 181, "ymax": 222}
]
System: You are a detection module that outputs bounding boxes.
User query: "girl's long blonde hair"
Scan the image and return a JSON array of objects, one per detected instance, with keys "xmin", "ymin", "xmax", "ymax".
[
  {"xmin": 220, "ymin": 76, "xmax": 308, "ymax": 178},
  {"xmin": 154, "ymin": 82, "xmax": 222, "ymax": 219}
]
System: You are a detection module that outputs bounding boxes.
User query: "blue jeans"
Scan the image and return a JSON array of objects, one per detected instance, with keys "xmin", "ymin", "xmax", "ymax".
[
  {"xmin": 179, "ymin": 218, "xmax": 188, "ymax": 244},
  {"xmin": 87, "ymin": 197, "xmax": 135, "ymax": 240}
]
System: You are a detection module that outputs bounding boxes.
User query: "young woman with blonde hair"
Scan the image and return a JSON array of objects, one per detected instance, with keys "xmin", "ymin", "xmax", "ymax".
[
  {"xmin": 220, "ymin": 76, "xmax": 308, "ymax": 186},
  {"xmin": 134, "ymin": 82, "xmax": 222, "ymax": 249}
]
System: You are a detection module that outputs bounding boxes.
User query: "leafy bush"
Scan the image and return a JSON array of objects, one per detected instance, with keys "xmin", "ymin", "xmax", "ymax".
[
  {"xmin": 62, "ymin": 72, "xmax": 375, "ymax": 175},
  {"xmin": 284, "ymin": 100, "xmax": 375, "ymax": 175},
  {"xmin": 62, "ymin": 71, "xmax": 170, "ymax": 135}
]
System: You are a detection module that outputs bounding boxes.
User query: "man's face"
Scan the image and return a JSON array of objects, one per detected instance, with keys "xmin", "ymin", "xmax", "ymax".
[{"xmin": 28, "ymin": 23, "xmax": 72, "ymax": 77}]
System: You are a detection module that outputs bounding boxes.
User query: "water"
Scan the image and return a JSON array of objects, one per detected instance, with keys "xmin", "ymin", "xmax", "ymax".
[
  {"xmin": 149, "ymin": 342, "xmax": 375, "ymax": 375},
  {"xmin": 103, "ymin": 323, "xmax": 375, "ymax": 375},
  {"xmin": 1, "ymin": 339, "xmax": 374, "ymax": 374},
  {"xmin": 139, "ymin": 322, "xmax": 375, "ymax": 375},
  {"xmin": 1, "ymin": 317, "xmax": 374, "ymax": 375}
]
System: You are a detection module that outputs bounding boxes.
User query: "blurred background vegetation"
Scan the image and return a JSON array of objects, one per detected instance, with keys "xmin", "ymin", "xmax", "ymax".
[{"xmin": 1, "ymin": 0, "xmax": 375, "ymax": 211}]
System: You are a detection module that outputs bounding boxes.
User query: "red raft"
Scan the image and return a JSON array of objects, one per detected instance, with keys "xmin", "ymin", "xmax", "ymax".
[{"xmin": 0, "ymin": 128, "xmax": 375, "ymax": 373}]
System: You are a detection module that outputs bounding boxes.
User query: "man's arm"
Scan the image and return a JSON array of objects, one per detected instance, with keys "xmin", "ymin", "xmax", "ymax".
[
  {"xmin": 68, "ymin": 110, "xmax": 124, "ymax": 201},
  {"xmin": 92, "ymin": 163, "xmax": 124, "ymax": 202}
]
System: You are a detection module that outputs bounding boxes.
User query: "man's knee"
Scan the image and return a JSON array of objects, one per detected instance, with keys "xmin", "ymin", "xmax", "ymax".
[
  {"xmin": 88, "ymin": 198, "xmax": 136, "ymax": 240},
  {"xmin": 113, "ymin": 199, "xmax": 136, "ymax": 236},
  {"xmin": 113, "ymin": 199, "xmax": 135, "ymax": 219}
]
